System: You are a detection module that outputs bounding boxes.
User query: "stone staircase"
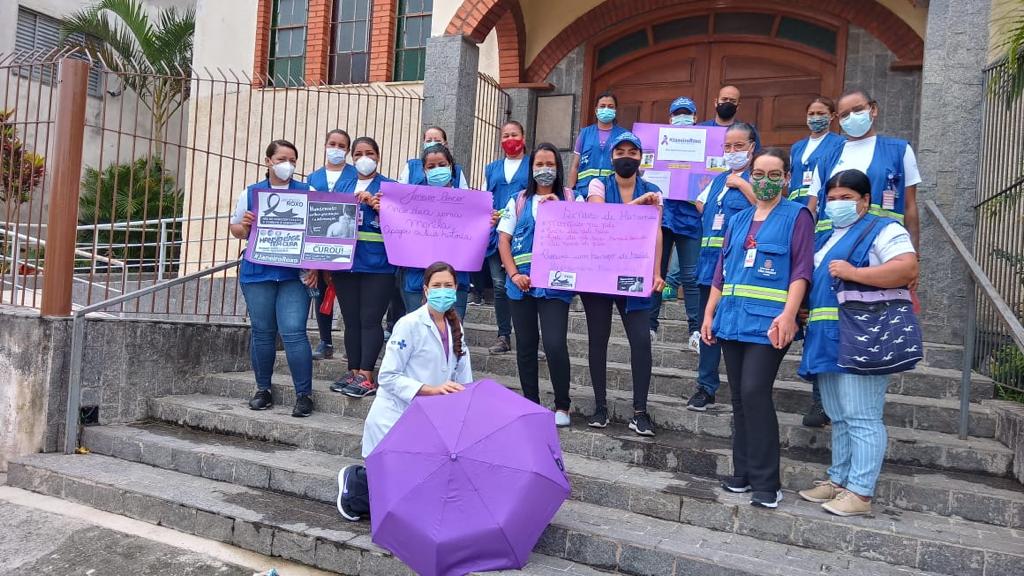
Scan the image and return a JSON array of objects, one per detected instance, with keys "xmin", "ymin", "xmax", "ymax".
[{"xmin": 8, "ymin": 300, "xmax": 1024, "ymax": 575}]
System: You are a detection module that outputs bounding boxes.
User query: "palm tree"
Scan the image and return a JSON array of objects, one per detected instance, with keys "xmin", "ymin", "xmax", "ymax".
[
  {"xmin": 993, "ymin": 0, "xmax": 1024, "ymax": 105},
  {"xmin": 60, "ymin": 0, "xmax": 195, "ymax": 133}
]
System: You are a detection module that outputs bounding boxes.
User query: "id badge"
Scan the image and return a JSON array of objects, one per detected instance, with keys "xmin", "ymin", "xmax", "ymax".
[
  {"xmin": 744, "ymin": 248, "xmax": 756, "ymax": 268},
  {"xmin": 802, "ymin": 171, "xmax": 813, "ymax": 187},
  {"xmin": 882, "ymin": 189, "xmax": 896, "ymax": 211},
  {"xmin": 712, "ymin": 213, "xmax": 725, "ymax": 231}
]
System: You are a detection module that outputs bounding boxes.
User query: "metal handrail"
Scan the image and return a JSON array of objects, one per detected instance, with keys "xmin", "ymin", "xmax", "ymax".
[
  {"xmin": 924, "ymin": 200, "xmax": 1024, "ymax": 439},
  {"xmin": 63, "ymin": 259, "xmax": 241, "ymax": 454}
]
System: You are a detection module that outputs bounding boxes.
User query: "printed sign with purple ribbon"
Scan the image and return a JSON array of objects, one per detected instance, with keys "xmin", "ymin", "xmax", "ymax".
[
  {"xmin": 631, "ymin": 122, "xmax": 728, "ymax": 201},
  {"xmin": 530, "ymin": 201, "xmax": 660, "ymax": 297},
  {"xmin": 244, "ymin": 189, "xmax": 359, "ymax": 270},
  {"xmin": 379, "ymin": 182, "xmax": 493, "ymax": 272}
]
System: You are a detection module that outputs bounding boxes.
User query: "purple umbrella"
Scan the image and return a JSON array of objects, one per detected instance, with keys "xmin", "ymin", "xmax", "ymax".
[{"xmin": 366, "ymin": 379, "xmax": 571, "ymax": 576}]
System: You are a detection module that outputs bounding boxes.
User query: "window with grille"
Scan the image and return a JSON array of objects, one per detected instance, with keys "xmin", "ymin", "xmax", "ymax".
[
  {"xmin": 329, "ymin": 0, "xmax": 371, "ymax": 84},
  {"xmin": 393, "ymin": 0, "xmax": 432, "ymax": 82},
  {"xmin": 268, "ymin": 0, "xmax": 308, "ymax": 87},
  {"xmin": 15, "ymin": 7, "xmax": 103, "ymax": 98}
]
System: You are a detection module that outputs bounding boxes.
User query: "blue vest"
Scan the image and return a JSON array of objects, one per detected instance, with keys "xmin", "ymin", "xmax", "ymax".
[
  {"xmin": 505, "ymin": 193, "xmax": 574, "ymax": 304},
  {"xmin": 239, "ymin": 178, "xmax": 307, "ymax": 284},
  {"xmin": 799, "ymin": 214, "xmax": 894, "ymax": 379},
  {"xmin": 406, "ymin": 158, "xmax": 467, "ymax": 188},
  {"xmin": 662, "ymin": 198, "xmax": 701, "ymax": 239},
  {"xmin": 307, "ymin": 164, "xmax": 358, "ymax": 192},
  {"xmin": 335, "ymin": 175, "xmax": 395, "ymax": 274},
  {"xmin": 788, "ymin": 132, "xmax": 845, "ymax": 207},
  {"xmin": 697, "ymin": 170, "xmax": 752, "ymax": 285},
  {"xmin": 574, "ymin": 123, "xmax": 628, "ymax": 198},
  {"xmin": 697, "ymin": 119, "xmax": 762, "ymax": 152},
  {"xmin": 484, "ymin": 156, "xmax": 530, "ymax": 256},
  {"xmin": 597, "ymin": 175, "xmax": 660, "ymax": 312},
  {"xmin": 711, "ymin": 199, "xmax": 804, "ymax": 345},
  {"xmin": 814, "ymin": 135, "xmax": 909, "ymax": 234}
]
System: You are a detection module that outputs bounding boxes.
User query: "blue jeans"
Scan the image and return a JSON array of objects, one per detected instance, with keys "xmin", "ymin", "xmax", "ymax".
[
  {"xmin": 402, "ymin": 288, "xmax": 469, "ymax": 321},
  {"xmin": 240, "ymin": 279, "xmax": 313, "ymax": 396},
  {"xmin": 696, "ymin": 284, "xmax": 722, "ymax": 394},
  {"xmin": 488, "ymin": 253, "xmax": 512, "ymax": 338},
  {"xmin": 650, "ymin": 228, "xmax": 700, "ymax": 333},
  {"xmin": 819, "ymin": 372, "xmax": 890, "ymax": 497}
]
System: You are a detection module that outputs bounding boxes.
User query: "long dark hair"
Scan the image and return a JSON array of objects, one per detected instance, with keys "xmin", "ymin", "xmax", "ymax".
[
  {"xmin": 352, "ymin": 136, "xmax": 380, "ymax": 155},
  {"xmin": 423, "ymin": 261, "xmax": 465, "ymax": 360},
  {"xmin": 524, "ymin": 142, "xmax": 567, "ymax": 200},
  {"xmin": 595, "ymin": 90, "xmax": 618, "ymax": 107},
  {"xmin": 826, "ymin": 169, "xmax": 873, "ymax": 201},
  {"xmin": 265, "ymin": 139, "xmax": 298, "ymax": 181}
]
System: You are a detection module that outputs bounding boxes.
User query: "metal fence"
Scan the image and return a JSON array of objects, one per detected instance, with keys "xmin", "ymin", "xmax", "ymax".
[
  {"xmin": 0, "ymin": 48, "xmax": 423, "ymax": 320},
  {"xmin": 974, "ymin": 57, "xmax": 1024, "ymax": 399},
  {"xmin": 469, "ymin": 73, "xmax": 511, "ymax": 189}
]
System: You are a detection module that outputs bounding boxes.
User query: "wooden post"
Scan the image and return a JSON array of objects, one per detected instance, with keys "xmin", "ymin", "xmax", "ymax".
[{"xmin": 40, "ymin": 58, "xmax": 89, "ymax": 317}]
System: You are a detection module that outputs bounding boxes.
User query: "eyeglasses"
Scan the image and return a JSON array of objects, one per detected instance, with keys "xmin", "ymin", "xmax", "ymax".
[
  {"xmin": 751, "ymin": 171, "xmax": 786, "ymax": 180},
  {"xmin": 722, "ymin": 141, "xmax": 751, "ymax": 152}
]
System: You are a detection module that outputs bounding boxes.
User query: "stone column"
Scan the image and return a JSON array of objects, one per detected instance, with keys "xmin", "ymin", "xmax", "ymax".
[
  {"xmin": 421, "ymin": 34, "xmax": 480, "ymax": 176},
  {"xmin": 506, "ymin": 88, "xmax": 538, "ymax": 145},
  {"xmin": 915, "ymin": 0, "xmax": 990, "ymax": 344}
]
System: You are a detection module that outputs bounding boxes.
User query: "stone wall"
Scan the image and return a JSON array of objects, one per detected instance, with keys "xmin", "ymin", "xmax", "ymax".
[{"xmin": 543, "ymin": 46, "xmax": 586, "ymax": 167}]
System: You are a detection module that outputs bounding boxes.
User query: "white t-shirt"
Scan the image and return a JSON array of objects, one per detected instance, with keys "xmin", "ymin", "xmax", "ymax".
[
  {"xmin": 587, "ymin": 178, "xmax": 664, "ymax": 206},
  {"xmin": 504, "ymin": 157, "xmax": 524, "ymax": 183},
  {"xmin": 306, "ymin": 168, "xmax": 344, "ymax": 191},
  {"xmin": 801, "ymin": 133, "xmax": 828, "ymax": 164},
  {"xmin": 696, "ymin": 171, "xmax": 746, "ymax": 205},
  {"xmin": 497, "ymin": 195, "xmax": 538, "ymax": 235},
  {"xmin": 398, "ymin": 163, "xmax": 471, "ymax": 188},
  {"xmin": 354, "ymin": 178, "xmax": 373, "ymax": 193},
  {"xmin": 230, "ymin": 182, "xmax": 291, "ymax": 224},
  {"xmin": 814, "ymin": 221, "xmax": 916, "ymax": 268},
  {"xmin": 808, "ymin": 136, "xmax": 922, "ymax": 200}
]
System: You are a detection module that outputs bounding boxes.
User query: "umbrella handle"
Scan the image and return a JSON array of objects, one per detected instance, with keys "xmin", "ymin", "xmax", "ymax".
[{"xmin": 555, "ymin": 457, "xmax": 565, "ymax": 472}]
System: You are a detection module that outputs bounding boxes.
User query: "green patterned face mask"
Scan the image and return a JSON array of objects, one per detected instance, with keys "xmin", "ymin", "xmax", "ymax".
[{"xmin": 752, "ymin": 176, "xmax": 784, "ymax": 201}]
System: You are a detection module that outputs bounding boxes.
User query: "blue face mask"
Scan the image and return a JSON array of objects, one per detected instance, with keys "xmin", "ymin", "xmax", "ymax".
[
  {"xmin": 840, "ymin": 110, "xmax": 873, "ymax": 138},
  {"xmin": 426, "ymin": 166, "xmax": 453, "ymax": 187},
  {"xmin": 670, "ymin": 113, "xmax": 695, "ymax": 126},
  {"xmin": 423, "ymin": 141, "xmax": 443, "ymax": 152},
  {"xmin": 807, "ymin": 115, "xmax": 831, "ymax": 133},
  {"xmin": 426, "ymin": 287, "xmax": 457, "ymax": 313},
  {"xmin": 595, "ymin": 107, "xmax": 616, "ymax": 124},
  {"xmin": 825, "ymin": 199, "xmax": 861, "ymax": 228}
]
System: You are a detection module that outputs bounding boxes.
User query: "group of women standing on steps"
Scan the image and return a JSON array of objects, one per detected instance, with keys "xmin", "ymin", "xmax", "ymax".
[{"xmin": 231, "ymin": 84, "xmax": 920, "ymax": 518}]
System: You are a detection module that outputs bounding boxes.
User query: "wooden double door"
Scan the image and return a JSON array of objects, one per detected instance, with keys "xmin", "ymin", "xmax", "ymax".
[{"xmin": 592, "ymin": 42, "xmax": 841, "ymax": 149}]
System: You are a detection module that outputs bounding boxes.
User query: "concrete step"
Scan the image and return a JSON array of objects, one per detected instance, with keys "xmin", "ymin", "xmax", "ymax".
[
  {"xmin": 294, "ymin": 347, "xmax": 998, "ymax": 437},
  {"xmin": 78, "ymin": 422, "xmax": 1024, "ymax": 576},
  {"xmin": 4, "ymin": 453, "xmax": 606, "ymax": 576},
  {"xmin": 147, "ymin": 393, "xmax": 1024, "ymax": 529}
]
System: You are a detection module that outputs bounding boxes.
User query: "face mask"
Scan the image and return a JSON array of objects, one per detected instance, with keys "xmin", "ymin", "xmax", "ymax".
[
  {"xmin": 501, "ymin": 138, "xmax": 525, "ymax": 156},
  {"xmin": 807, "ymin": 116, "xmax": 831, "ymax": 133},
  {"xmin": 825, "ymin": 199, "xmax": 861, "ymax": 228},
  {"xmin": 716, "ymin": 102, "xmax": 738, "ymax": 120},
  {"xmin": 533, "ymin": 167, "xmax": 557, "ymax": 187},
  {"xmin": 612, "ymin": 157, "xmax": 640, "ymax": 178},
  {"xmin": 325, "ymin": 147, "xmax": 346, "ymax": 165},
  {"xmin": 423, "ymin": 141, "xmax": 443, "ymax": 152},
  {"xmin": 752, "ymin": 177, "xmax": 784, "ymax": 201},
  {"xmin": 426, "ymin": 166, "xmax": 453, "ymax": 187},
  {"xmin": 723, "ymin": 150, "xmax": 749, "ymax": 171},
  {"xmin": 271, "ymin": 161, "xmax": 295, "ymax": 181},
  {"xmin": 840, "ymin": 110, "xmax": 873, "ymax": 138},
  {"xmin": 670, "ymin": 114, "xmax": 695, "ymax": 126},
  {"xmin": 595, "ymin": 107, "xmax": 617, "ymax": 124},
  {"xmin": 426, "ymin": 287, "xmax": 457, "ymax": 313},
  {"xmin": 354, "ymin": 156, "xmax": 377, "ymax": 176}
]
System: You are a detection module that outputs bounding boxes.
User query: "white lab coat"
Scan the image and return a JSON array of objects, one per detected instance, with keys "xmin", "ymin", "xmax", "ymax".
[{"xmin": 362, "ymin": 304, "xmax": 473, "ymax": 457}]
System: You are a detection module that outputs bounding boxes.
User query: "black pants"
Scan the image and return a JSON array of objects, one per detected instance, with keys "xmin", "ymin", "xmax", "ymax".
[
  {"xmin": 331, "ymin": 272, "xmax": 393, "ymax": 371},
  {"xmin": 580, "ymin": 292, "xmax": 652, "ymax": 412},
  {"xmin": 385, "ymin": 272, "xmax": 406, "ymax": 332},
  {"xmin": 720, "ymin": 339, "xmax": 789, "ymax": 493},
  {"xmin": 342, "ymin": 465, "xmax": 371, "ymax": 516},
  {"xmin": 314, "ymin": 272, "xmax": 334, "ymax": 345},
  {"xmin": 509, "ymin": 295, "xmax": 571, "ymax": 411}
]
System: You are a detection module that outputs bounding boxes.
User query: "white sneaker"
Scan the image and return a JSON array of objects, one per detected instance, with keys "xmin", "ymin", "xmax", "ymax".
[
  {"xmin": 650, "ymin": 329, "xmax": 657, "ymax": 343},
  {"xmin": 688, "ymin": 331, "xmax": 701, "ymax": 352},
  {"xmin": 555, "ymin": 411, "xmax": 571, "ymax": 427}
]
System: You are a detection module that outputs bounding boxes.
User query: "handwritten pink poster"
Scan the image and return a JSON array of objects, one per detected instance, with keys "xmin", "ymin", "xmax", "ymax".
[{"xmin": 531, "ymin": 201, "xmax": 660, "ymax": 296}]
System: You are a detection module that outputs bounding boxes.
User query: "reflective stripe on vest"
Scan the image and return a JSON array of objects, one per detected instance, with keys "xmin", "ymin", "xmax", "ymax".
[
  {"xmin": 577, "ymin": 168, "xmax": 614, "ymax": 180},
  {"xmin": 701, "ymin": 236, "xmax": 724, "ymax": 248},
  {"xmin": 789, "ymin": 187, "xmax": 811, "ymax": 199},
  {"xmin": 817, "ymin": 207, "xmax": 904, "ymax": 234},
  {"xmin": 816, "ymin": 218, "xmax": 833, "ymax": 233},
  {"xmin": 808, "ymin": 307, "xmax": 839, "ymax": 322},
  {"xmin": 513, "ymin": 253, "xmax": 531, "ymax": 265},
  {"xmin": 721, "ymin": 283, "xmax": 789, "ymax": 304},
  {"xmin": 358, "ymin": 231, "xmax": 383, "ymax": 242}
]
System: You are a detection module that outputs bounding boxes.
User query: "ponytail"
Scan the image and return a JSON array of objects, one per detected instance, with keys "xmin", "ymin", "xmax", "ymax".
[{"xmin": 444, "ymin": 308, "xmax": 466, "ymax": 360}]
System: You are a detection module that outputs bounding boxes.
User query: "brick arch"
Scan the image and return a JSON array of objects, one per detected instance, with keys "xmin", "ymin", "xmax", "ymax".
[
  {"xmin": 445, "ymin": 0, "xmax": 525, "ymax": 84},
  {"xmin": 524, "ymin": 0, "xmax": 925, "ymax": 83}
]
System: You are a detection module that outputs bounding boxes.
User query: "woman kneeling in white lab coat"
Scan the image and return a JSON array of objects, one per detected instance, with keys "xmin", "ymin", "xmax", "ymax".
[{"xmin": 336, "ymin": 260, "xmax": 474, "ymax": 521}]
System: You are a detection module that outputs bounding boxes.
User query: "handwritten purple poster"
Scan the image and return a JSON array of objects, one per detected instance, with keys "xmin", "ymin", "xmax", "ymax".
[
  {"xmin": 631, "ymin": 122, "xmax": 728, "ymax": 201},
  {"xmin": 379, "ymin": 182, "xmax": 492, "ymax": 272},
  {"xmin": 530, "ymin": 201, "xmax": 660, "ymax": 297},
  {"xmin": 244, "ymin": 189, "xmax": 359, "ymax": 270}
]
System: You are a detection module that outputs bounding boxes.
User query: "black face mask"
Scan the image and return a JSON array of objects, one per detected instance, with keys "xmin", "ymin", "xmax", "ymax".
[
  {"xmin": 612, "ymin": 157, "xmax": 640, "ymax": 178},
  {"xmin": 716, "ymin": 101, "xmax": 738, "ymax": 120}
]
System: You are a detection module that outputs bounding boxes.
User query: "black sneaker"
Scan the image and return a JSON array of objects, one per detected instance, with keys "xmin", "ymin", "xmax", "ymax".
[
  {"xmin": 330, "ymin": 372, "xmax": 357, "ymax": 393},
  {"xmin": 248, "ymin": 389, "xmax": 273, "ymax": 410},
  {"xmin": 686, "ymin": 388, "xmax": 716, "ymax": 412},
  {"xmin": 292, "ymin": 394, "xmax": 313, "ymax": 417},
  {"xmin": 342, "ymin": 374, "xmax": 377, "ymax": 398},
  {"xmin": 751, "ymin": 490, "xmax": 784, "ymax": 509},
  {"xmin": 468, "ymin": 292, "xmax": 484, "ymax": 306},
  {"xmin": 488, "ymin": 335, "xmax": 511, "ymax": 355},
  {"xmin": 587, "ymin": 407, "xmax": 609, "ymax": 428},
  {"xmin": 312, "ymin": 342, "xmax": 334, "ymax": 360},
  {"xmin": 721, "ymin": 476, "xmax": 752, "ymax": 493},
  {"xmin": 629, "ymin": 411, "xmax": 655, "ymax": 437},
  {"xmin": 802, "ymin": 401, "xmax": 831, "ymax": 428},
  {"xmin": 336, "ymin": 465, "xmax": 362, "ymax": 521}
]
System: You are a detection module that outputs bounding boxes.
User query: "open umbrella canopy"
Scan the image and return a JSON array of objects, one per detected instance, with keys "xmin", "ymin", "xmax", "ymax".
[{"xmin": 366, "ymin": 379, "xmax": 571, "ymax": 576}]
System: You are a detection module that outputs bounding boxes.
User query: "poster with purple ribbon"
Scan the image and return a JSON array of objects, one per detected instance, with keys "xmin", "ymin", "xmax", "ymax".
[
  {"xmin": 244, "ymin": 189, "xmax": 359, "ymax": 270},
  {"xmin": 530, "ymin": 201, "xmax": 660, "ymax": 297},
  {"xmin": 379, "ymin": 182, "xmax": 493, "ymax": 272},
  {"xmin": 631, "ymin": 122, "xmax": 728, "ymax": 201}
]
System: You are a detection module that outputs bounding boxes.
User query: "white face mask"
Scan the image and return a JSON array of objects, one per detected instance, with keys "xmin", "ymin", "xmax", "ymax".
[
  {"xmin": 325, "ymin": 147, "xmax": 346, "ymax": 166},
  {"xmin": 271, "ymin": 161, "xmax": 295, "ymax": 181},
  {"xmin": 355, "ymin": 156, "xmax": 377, "ymax": 177}
]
